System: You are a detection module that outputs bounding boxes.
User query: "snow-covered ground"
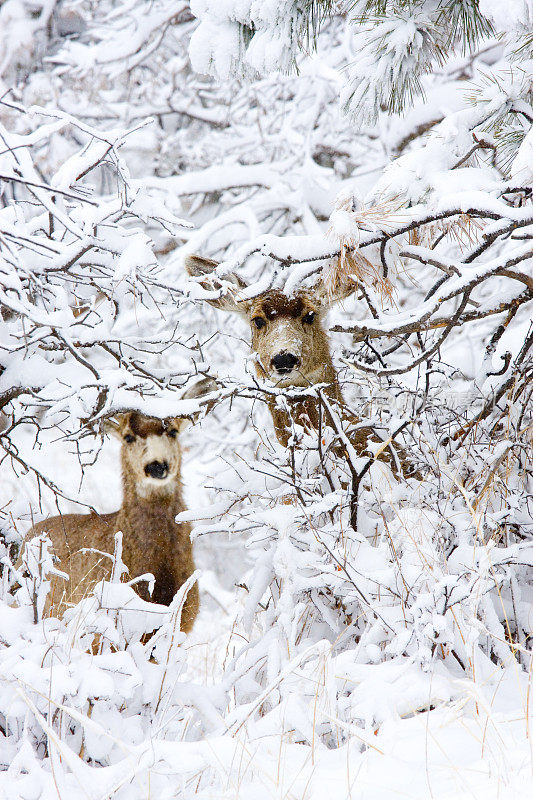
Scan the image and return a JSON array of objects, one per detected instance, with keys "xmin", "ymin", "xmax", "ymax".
[{"xmin": 1, "ymin": 412, "xmax": 531, "ymax": 799}]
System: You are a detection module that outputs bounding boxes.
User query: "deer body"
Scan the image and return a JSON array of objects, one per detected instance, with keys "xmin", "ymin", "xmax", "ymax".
[{"xmin": 21, "ymin": 384, "xmax": 215, "ymax": 631}]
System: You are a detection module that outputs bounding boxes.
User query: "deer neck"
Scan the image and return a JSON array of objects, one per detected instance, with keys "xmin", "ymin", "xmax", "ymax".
[
  {"xmin": 115, "ymin": 472, "xmax": 193, "ymax": 604},
  {"xmin": 267, "ymin": 357, "xmax": 345, "ymax": 447},
  {"xmin": 117, "ymin": 471, "xmax": 186, "ymax": 544},
  {"xmin": 307, "ymin": 358, "xmax": 342, "ymax": 397}
]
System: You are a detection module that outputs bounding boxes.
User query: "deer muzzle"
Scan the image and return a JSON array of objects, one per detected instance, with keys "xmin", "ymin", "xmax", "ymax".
[
  {"xmin": 144, "ymin": 460, "xmax": 169, "ymax": 479},
  {"xmin": 271, "ymin": 351, "xmax": 300, "ymax": 374}
]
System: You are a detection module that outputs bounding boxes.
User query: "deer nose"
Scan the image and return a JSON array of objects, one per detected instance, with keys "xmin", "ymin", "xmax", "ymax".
[
  {"xmin": 271, "ymin": 352, "xmax": 300, "ymax": 374},
  {"xmin": 144, "ymin": 460, "xmax": 169, "ymax": 479}
]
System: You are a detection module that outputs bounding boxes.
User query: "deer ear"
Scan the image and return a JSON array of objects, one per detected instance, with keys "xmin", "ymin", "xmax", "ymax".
[
  {"xmin": 185, "ymin": 254, "xmax": 250, "ymax": 315},
  {"xmin": 174, "ymin": 417, "xmax": 193, "ymax": 434},
  {"xmin": 105, "ymin": 412, "xmax": 136, "ymax": 439},
  {"xmin": 103, "ymin": 416, "xmax": 123, "ymax": 438},
  {"xmin": 311, "ymin": 274, "xmax": 359, "ymax": 311},
  {"xmin": 172, "ymin": 377, "xmax": 219, "ymax": 432},
  {"xmin": 180, "ymin": 376, "xmax": 219, "ymax": 402}
]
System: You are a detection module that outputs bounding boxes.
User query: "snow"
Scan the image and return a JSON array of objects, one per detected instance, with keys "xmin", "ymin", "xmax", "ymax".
[
  {"xmin": 0, "ymin": 2, "xmax": 532, "ymax": 799},
  {"xmin": 479, "ymin": 0, "xmax": 533, "ymax": 32},
  {"xmin": 511, "ymin": 126, "xmax": 533, "ymax": 183}
]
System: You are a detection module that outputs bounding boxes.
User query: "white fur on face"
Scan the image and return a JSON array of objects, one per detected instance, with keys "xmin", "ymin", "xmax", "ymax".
[
  {"xmin": 252, "ymin": 308, "xmax": 330, "ymax": 387},
  {"xmin": 261, "ymin": 318, "xmax": 304, "ymax": 383}
]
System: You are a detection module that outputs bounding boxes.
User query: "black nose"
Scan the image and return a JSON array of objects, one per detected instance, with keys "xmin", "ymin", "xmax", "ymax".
[
  {"xmin": 271, "ymin": 352, "xmax": 300, "ymax": 374},
  {"xmin": 144, "ymin": 460, "xmax": 169, "ymax": 479}
]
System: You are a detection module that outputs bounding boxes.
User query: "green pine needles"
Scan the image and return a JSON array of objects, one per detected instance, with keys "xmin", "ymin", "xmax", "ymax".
[{"xmin": 343, "ymin": 1, "xmax": 497, "ymax": 120}]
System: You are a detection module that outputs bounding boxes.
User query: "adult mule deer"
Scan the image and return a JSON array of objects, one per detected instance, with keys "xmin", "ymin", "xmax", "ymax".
[
  {"xmin": 20, "ymin": 378, "xmax": 216, "ymax": 631},
  {"xmin": 185, "ymin": 255, "xmax": 419, "ymax": 480}
]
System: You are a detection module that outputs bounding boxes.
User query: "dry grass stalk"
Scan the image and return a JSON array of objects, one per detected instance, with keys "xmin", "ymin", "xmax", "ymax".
[
  {"xmin": 325, "ymin": 193, "xmax": 404, "ymax": 300},
  {"xmin": 409, "ymin": 213, "xmax": 482, "ymax": 251}
]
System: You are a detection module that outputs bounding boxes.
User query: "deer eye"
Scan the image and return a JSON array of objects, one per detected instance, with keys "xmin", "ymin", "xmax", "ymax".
[
  {"xmin": 167, "ymin": 428, "xmax": 178, "ymax": 438},
  {"xmin": 252, "ymin": 317, "xmax": 266, "ymax": 330},
  {"xmin": 124, "ymin": 434, "xmax": 135, "ymax": 444},
  {"xmin": 302, "ymin": 311, "xmax": 315, "ymax": 324}
]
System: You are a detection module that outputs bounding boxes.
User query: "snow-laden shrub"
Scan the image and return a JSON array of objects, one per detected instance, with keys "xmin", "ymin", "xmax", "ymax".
[
  {"xmin": 196, "ymin": 375, "xmax": 532, "ymax": 747},
  {"xmin": 1, "ymin": 533, "xmax": 228, "ymax": 796}
]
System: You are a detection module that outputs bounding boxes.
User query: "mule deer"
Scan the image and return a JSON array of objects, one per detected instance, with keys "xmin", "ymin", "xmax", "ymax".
[
  {"xmin": 186, "ymin": 255, "xmax": 418, "ymax": 477},
  {"xmin": 20, "ymin": 379, "xmax": 215, "ymax": 631}
]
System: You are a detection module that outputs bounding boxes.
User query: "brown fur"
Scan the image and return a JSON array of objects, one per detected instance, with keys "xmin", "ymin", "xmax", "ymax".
[
  {"xmin": 20, "ymin": 381, "xmax": 217, "ymax": 630},
  {"xmin": 186, "ymin": 255, "xmax": 418, "ymax": 475}
]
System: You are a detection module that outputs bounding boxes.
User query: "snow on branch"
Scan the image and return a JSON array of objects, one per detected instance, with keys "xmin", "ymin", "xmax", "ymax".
[{"xmin": 0, "ymin": 102, "xmax": 207, "ymax": 451}]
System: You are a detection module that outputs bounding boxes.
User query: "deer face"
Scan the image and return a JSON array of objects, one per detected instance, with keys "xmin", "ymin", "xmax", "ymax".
[
  {"xmin": 248, "ymin": 291, "xmax": 332, "ymax": 386},
  {"xmin": 108, "ymin": 377, "xmax": 217, "ymax": 498},
  {"xmin": 185, "ymin": 255, "xmax": 357, "ymax": 388},
  {"xmin": 116, "ymin": 412, "xmax": 187, "ymax": 498}
]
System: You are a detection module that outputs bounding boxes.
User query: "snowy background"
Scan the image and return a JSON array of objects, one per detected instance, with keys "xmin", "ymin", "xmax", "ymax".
[{"xmin": 0, "ymin": 1, "xmax": 532, "ymax": 798}]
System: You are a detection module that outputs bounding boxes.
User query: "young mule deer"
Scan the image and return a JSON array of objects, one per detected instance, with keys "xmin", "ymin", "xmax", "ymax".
[
  {"xmin": 186, "ymin": 255, "xmax": 418, "ymax": 477},
  {"xmin": 21, "ymin": 379, "xmax": 215, "ymax": 632}
]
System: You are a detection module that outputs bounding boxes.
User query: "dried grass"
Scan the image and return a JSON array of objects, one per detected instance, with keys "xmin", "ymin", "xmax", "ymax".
[
  {"xmin": 325, "ymin": 193, "xmax": 404, "ymax": 300},
  {"xmin": 409, "ymin": 212, "xmax": 483, "ymax": 250}
]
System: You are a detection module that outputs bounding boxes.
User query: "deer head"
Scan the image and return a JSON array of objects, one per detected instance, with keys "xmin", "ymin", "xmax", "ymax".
[
  {"xmin": 106, "ymin": 378, "xmax": 216, "ymax": 498},
  {"xmin": 185, "ymin": 255, "xmax": 357, "ymax": 389}
]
